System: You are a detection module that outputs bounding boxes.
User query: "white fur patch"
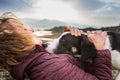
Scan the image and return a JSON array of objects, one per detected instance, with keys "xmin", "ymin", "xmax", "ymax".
[
  {"xmin": 116, "ymin": 73, "xmax": 120, "ymax": 80},
  {"xmin": 72, "ymin": 47, "xmax": 77, "ymax": 53},
  {"xmin": 112, "ymin": 70, "xmax": 119, "ymax": 80},
  {"xmin": 104, "ymin": 36, "xmax": 120, "ymax": 69},
  {"xmin": 103, "ymin": 34, "xmax": 120, "ymax": 80},
  {"xmin": 45, "ymin": 32, "xmax": 70, "ymax": 53},
  {"xmin": 104, "ymin": 35, "xmax": 120, "ymax": 69},
  {"xmin": 104, "ymin": 35, "xmax": 112, "ymax": 50},
  {"xmin": 45, "ymin": 39, "xmax": 59, "ymax": 53},
  {"xmin": 111, "ymin": 50, "xmax": 120, "ymax": 69}
]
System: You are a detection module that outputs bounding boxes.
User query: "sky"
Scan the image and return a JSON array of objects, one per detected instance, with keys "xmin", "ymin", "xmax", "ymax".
[{"xmin": 0, "ymin": 0, "xmax": 120, "ymax": 27}]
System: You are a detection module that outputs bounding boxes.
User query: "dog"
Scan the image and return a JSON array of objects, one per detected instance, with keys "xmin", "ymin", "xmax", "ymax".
[
  {"xmin": 44, "ymin": 32, "xmax": 97, "ymax": 63},
  {"xmin": 44, "ymin": 30, "xmax": 120, "ymax": 80}
]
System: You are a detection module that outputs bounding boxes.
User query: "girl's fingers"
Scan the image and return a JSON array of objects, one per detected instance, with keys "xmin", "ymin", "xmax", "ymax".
[
  {"xmin": 70, "ymin": 27, "xmax": 75, "ymax": 35},
  {"xmin": 69, "ymin": 27, "xmax": 80, "ymax": 36},
  {"xmin": 78, "ymin": 30, "xmax": 83, "ymax": 36},
  {"xmin": 64, "ymin": 26, "xmax": 86, "ymax": 37},
  {"xmin": 74, "ymin": 28, "xmax": 82, "ymax": 36},
  {"xmin": 73, "ymin": 28, "xmax": 78, "ymax": 36},
  {"xmin": 87, "ymin": 31, "xmax": 96, "ymax": 42}
]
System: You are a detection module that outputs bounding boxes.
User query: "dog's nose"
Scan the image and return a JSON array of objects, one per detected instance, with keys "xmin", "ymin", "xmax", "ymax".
[{"xmin": 42, "ymin": 43, "xmax": 48, "ymax": 48}]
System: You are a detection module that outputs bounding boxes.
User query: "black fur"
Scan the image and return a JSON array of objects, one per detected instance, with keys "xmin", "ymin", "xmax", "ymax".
[
  {"xmin": 107, "ymin": 32, "xmax": 120, "ymax": 52},
  {"xmin": 45, "ymin": 31, "xmax": 120, "ymax": 63},
  {"xmin": 45, "ymin": 33, "xmax": 97, "ymax": 63}
]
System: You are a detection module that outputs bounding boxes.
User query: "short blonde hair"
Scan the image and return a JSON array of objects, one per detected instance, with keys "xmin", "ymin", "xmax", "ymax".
[{"xmin": 0, "ymin": 16, "xmax": 35, "ymax": 70}]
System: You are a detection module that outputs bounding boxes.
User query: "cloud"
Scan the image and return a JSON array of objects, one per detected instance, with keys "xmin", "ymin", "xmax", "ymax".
[
  {"xmin": 63, "ymin": 0, "xmax": 105, "ymax": 11},
  {"xmin": 92, "ymin": 15, "xmax": 120, "ymax": 26},
  {"xmin": 61, "ymin": 0, "xmax": 120, "ymax": 26},
  {"xmin": 21, "ymin": 0, "xmax": 41, "ymax": 8},
  {"xmin": 15, "ymin": 0, "xmax": 79, "ymax": 22},
  {"xmin": 95, "ymin": 0, "xmax": 120, "ymax": 14},
  {"xmin": 0, "ymin": 0, "xmax": 120, "ymax": 27},
  {"xmin": 63, "ymin": 0, "xmax": 120, "ymax": 14},
  {"xmin": 0, "ymin": 0, "xmax": 29, "ymax": 12}
]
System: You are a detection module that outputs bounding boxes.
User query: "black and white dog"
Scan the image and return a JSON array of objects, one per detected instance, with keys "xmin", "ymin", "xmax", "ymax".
[
  {"xmin": 44, "ymin": 31, "xmax": 120, "ymax": 80},
  {"xmin": 45, "ymin": 32, "xmax": 97, "ymax": 63}
]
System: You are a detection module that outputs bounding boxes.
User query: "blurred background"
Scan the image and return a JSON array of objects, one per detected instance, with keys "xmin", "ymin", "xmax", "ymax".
[
  {"xmin": 0, "ymin": 0, "xmax": 120, "ymax": 28},
  {"xmin": 0, "ymin": 0, "xmax": 120, "ymax": 79},
  {"xmin": 1, "ymin": 0, "xmax": 120, "ymax": 42}
]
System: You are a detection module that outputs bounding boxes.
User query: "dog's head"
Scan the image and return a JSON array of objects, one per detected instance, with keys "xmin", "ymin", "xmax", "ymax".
[{"xmin": 45, "ymin": 31, "xmax": 97, "ymax": 62}]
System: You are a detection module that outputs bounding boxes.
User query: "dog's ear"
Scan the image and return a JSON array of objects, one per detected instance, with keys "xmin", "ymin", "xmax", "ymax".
[{"xmin": 80, "ymin": 35, "xmax": 97, "ymax": 63}]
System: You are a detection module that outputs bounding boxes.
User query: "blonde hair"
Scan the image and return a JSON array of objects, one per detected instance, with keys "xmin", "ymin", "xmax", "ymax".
[{"xmin": 0, "ymin": 17, "xmax": 35, "ymax": 70}]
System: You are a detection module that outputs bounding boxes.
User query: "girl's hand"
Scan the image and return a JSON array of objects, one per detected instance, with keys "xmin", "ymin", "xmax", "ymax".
[
  {"xmin": 87, "ymin": 31, "xmax": 107, "ymax": 50},
  {"xmin": 64, "ymin": 26, "xmax": 85, "ymax": 37}
]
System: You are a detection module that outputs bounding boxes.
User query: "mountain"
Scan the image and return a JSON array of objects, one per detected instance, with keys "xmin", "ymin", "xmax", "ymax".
[
  {"xmin": 22, "ymin": 18, "xmax": 101, "ymax": 29},
  {"xmin": 45, "ymin": 25, "xmax": 120, "ymax": 34},
  {"xmin": 22, "ymin": 18, "xmax": 68, "ymax": 29}
]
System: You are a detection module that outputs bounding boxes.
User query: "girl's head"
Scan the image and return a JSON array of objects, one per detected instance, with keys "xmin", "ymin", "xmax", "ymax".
[{"xmin": 0, "ymin": 12, "xmax": 40, "ymax": 70}]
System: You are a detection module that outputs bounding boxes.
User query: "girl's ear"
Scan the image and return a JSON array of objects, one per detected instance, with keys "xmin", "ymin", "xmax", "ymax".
[{"xmin": 80, "ymin": 35, "xmax": 97, "ymax": 62}]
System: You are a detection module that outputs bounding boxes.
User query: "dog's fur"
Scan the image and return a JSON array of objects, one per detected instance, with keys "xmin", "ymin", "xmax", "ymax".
[
  {"xmin": 45, "ymin": 31, "xmax": 120, "ymax": 80},
  {"xmin": 45, "ymin": 32, "xmax": 97, "ymax": 63}
]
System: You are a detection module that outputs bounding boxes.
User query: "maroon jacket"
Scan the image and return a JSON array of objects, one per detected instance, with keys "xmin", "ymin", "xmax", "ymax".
[{"xmin": 11, "ymin": 44, "xmax": 112, "ymax": 80}]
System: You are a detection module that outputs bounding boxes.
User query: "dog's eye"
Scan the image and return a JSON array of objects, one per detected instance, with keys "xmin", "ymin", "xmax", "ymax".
[
  {"xmin": 62, "ymin": 39, "xmax": 65, "ymax": 42},
  {"xmin": 61, "ymin": 38, "xmax": 65, "ymax": 42}
]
